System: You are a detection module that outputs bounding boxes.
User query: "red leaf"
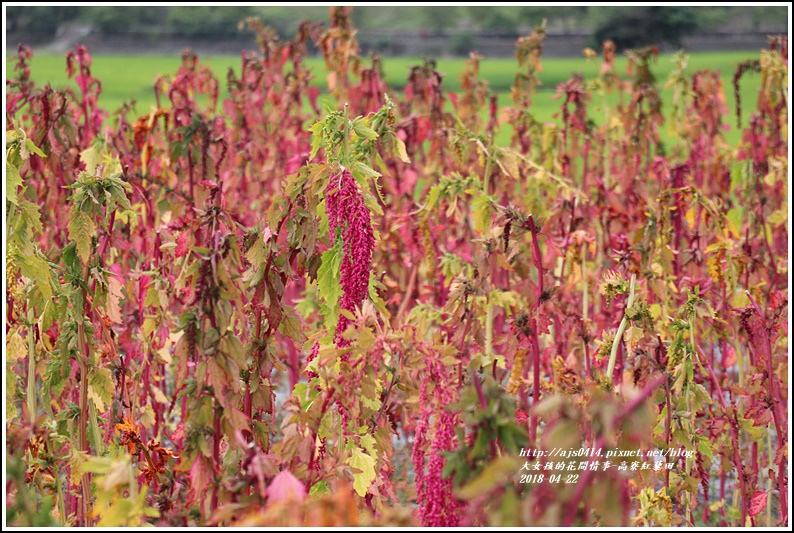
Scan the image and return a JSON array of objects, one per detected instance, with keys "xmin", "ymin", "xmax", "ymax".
[
  {"xmin": 75, "ymin": 73, "xmax": 88, "ymax": 94},
  {"xmin": 262, "ymin": 225, "xmax": 276, "ymax": 244},
  {"xmin": 534, "ymin": 314, "xmax": 552, "ymax": 336},
  {"xmin": 748, "ymin": 490, "xmax": 768, "ymax": 517},
  {"xmin": 723, "ymin": 344, "xmax": 737, "ymax": 367},
  {"xmin": 286, "ymin": 152, "xmax": 308, "ymax": 175},
  {"xmin": 200, "ymin": 180, "xmax": 218, "ymax": 189},
  {"xmin": 190, "ymin": 455, "xmax": 211, "ymax": 500},
  {"xmin": 745, "ymin": 404, "xmax": 773, "ymax": 428},
  {"xmin": 448, "ymin": 92, "xmax": 458, "ymax": 111},
  {"xmin": 307, "ymin": 87, "xmax": 320, "ymax": 111},
  {"xmin": 171, "ymin": 422, "xmax": 185, "ymax": 445},
  {"xmin": 401, "ymin": 168, "xmax": 418, "ymax": 195},
  {"xmin": 175, "ymin": 231, "xmax": 190, "ymax": 258},
  {"xmin": 266, "ymin": 469, "xmax": 306, "ymax": 505}
]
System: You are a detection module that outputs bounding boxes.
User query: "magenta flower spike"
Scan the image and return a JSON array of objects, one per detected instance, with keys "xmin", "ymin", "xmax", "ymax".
[{"xmin": 325, "ymin": 170, "xmax": 376, "ymax": 349}]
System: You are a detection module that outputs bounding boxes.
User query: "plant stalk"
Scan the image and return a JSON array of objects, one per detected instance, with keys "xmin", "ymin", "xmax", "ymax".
[{"xmin": 607, "ymin": 274, "xmax": 636, "ymax": 386}]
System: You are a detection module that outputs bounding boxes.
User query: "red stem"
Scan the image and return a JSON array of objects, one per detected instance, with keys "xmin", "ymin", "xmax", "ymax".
[
  {"xmin": 526, "ymin": 215, "xmax": 544, "ymax": 447},
  {"xmin": 699, "ymin": 351, "xmax": 748, "ymax": 524},
  {"xmin": 746, "ymin": 292, "xmax": 788, "ymax": 522}
]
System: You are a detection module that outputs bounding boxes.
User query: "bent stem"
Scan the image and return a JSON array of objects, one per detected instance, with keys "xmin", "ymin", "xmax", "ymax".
[{"xmin": 607, "ymin": 274, "xmax": 636, "ymax": 387}]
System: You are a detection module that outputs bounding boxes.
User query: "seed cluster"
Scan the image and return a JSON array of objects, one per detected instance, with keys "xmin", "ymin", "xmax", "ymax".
[{"xmin": 325, "ymin": 170, "xmax": 375, "ymax": 349}]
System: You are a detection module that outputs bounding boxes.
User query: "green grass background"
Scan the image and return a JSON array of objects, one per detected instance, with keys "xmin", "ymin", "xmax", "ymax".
[{"xmin": 7, "ymin": 51, "xmax": 763, "ymax": 146}]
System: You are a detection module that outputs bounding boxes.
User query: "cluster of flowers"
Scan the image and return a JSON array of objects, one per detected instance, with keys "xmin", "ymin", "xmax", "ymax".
[
  {"xmin": 412, "ymin": 359, "xmax": 463, "ymax": 526},
  {"xmin": 325, "ymin": 170, "xmax": 375, "ymax": 350}
]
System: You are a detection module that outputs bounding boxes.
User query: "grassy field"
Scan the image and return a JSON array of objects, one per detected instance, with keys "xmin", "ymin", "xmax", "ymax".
[{"xmin": 7, "ymin": 50, "xmax": 763, "ymax": 145}]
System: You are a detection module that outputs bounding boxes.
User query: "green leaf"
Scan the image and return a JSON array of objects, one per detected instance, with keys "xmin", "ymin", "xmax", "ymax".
[
  {"xmin": 725, "ymin": 207, "xmax": 744, "ymax": 239},
  {"xmin": 697, "ymin": 436, "xmax": 714, "ymax": 461},
  {"xmin": 68, "ymin": 211, "xmax": 96, "ymax": 264},
  {"xmin": 309, "ymin": 121, "xmax": 324, "ymax": 161},
  {"xmin": 691, "ymin": 382, "xmax": 713, "ymax": 409},
  {"xmin": 6, "ymin": 129, "xmax": 22, "ymax": 144},
  {"xmin": 197, "ymin": 434, "xmax": 212, "ymax": 457},
  {"xmin": 245, "ymin": 236, "xmax": 268, "ymax": 267},
  {"xmin": 346, "ymin": 447, "xmax": 376, "ymax": 497},
  {"xmin": 44, "ymin": 353, "xmax": 71, "ymax": 397},
  {"xmin": 317, "ymin": 240, "xmax": 343, "ymax": 311},
  {"xmin": 25, "ymin": 138, "xmax": 46, "ymax": 158},
  {"xmin": 455, "ymin": 456, "xmax": 519, "ymax": 499},
  {"xmin": 107, "ymin": 181, "xmax": 132, "ymax": 211},
  {"xmin": 292, "ymin": 382, "xmax": 310, "ymax": 410},
  {"xmin": 278, "ymin": 307, "xmax": 307, "ymax": 345},
  {"xmin": 80, "ymin": 454, "xmax": 115, "ymax": 476},
  {"xmin": 309, "ymin": 480, "xmax": 331, "ymax": 498},
  {"xmin": 425, "ymin": 183, "xmax": 443, "ymax": 210},
  {"xmin": 19, "ymin": 200, "xmax": 43, "ymax": 235},
  {"xmin": 219, "ymin": 334, "xmax": 247, "ymax": 371},
  {"xmin": 321, "ymin": 99, "xmax": 336, "ymax": 115},
  {"xmin": 353, "ymin": 161, "xmax": 381, "ymax": 180},
  {"xmin": 6, "ymin": 161, "xmax": 22, "ymax": 205},
  {"xmin": 18, "ymin": 252, "xmax": 53, "ymax": 300},
  {"xmin": 368, "ymin": 275, "xmax": 391, "ymax": 323},
  {"xmin": 88, "ymin": 367, "xmax": 115, "ymax": 412},
  {"xmin": 361, "ymin": 188, "xmax": 384, "ymax": 217},
  {"xmin": 352, "ymin": 120, "xmax": 378, "ymax": 140}
]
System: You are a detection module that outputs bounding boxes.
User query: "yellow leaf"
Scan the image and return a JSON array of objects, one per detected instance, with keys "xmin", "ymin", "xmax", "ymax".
[
  {"xmin": 649, "ymin": 303, "xmax": 662, "ymax": 320},
  {"xmin": 500, "ymin": 151, "xmax": 520, "ymax": 180},
  {"xmin": 6, "ymin": 329, "xmax": 27, "ymax": 362},
  {"xmin": 150, "ymin": 384, "xmax": 169, "ymax": 404},
  {"xmin": 88, "ymin": 367, "xmax": 114, "ymax": 412},
  {"xmin": 394, "ymin": 137, "xmax": 410, "ymax": 163},
  {"xmin": 69, "ymin": 450, "xmax": 89, "ymax": 485},
  {"xmin": 139, "ymin": 405, "xmax": 156, "ymax": 428},
  {"xmin": 346, "ymin": 447, "xmax": 376, "ymax": 497},
  {"xmin": 624, "ymin": 325, "xmax": 644, "ymax": 347},
  {"xmin": 80, "ymin": 145, "xmax": 103, "ymax": 176},
  {"xmin": 142, "ymin": 316, "xmax": 158, "ymax": 338},
  {"xmin": 471, "ymin": 194, "xmax": 493, "ymax": 234},
  {"xmin": 156, "ymin": 345, "xmax": 173, "ymax": 365},
  {"xmin": 768, "ymin": 209, "xmax": 787, "ymax": 226},
  {"xmin": 359, "ymin": 434, "xmax": 378, "ymax": 459}
]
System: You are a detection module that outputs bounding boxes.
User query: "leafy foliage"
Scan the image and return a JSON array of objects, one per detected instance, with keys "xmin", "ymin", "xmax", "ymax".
[{"xmin": 5, "ymin": 13, "xmax": 789, "ymax": 529}]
